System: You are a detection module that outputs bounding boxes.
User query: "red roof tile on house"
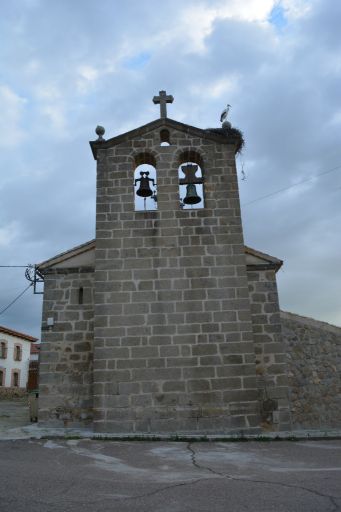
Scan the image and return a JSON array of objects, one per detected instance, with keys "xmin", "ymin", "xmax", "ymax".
[{"xmin": 0, "ymin": 325, "xmax": 38, "ymax": 342}]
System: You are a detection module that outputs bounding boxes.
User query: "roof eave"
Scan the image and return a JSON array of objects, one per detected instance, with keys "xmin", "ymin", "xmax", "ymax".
[
  {"xmin": 37, "ymin": 239, "xmax": 95, "ymax": 270},
  {"xmin": 245, "ymin": 245, "xmax": 283, "ymax": 272}
]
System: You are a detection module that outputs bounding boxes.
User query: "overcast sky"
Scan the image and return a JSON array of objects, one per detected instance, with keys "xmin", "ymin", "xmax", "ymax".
[{"xmin": 1, "ymin": 0, "xmax": 340, "ymax": 339}]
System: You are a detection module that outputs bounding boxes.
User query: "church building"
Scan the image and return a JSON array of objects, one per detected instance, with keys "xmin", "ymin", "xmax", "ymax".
[{"xmin": 37, "ymin": 91, "xmax": 292, "ymax": 434}]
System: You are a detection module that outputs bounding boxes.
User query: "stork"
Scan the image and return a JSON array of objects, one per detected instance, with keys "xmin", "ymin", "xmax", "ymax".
[{"xmin": 220, "ymin": 104, "xmax": 231, "ymax": 124}]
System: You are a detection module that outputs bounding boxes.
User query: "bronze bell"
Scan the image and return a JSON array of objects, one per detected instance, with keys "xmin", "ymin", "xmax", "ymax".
[
  {"xmin": 135, "ymin": 171, "xmax": 154, "ymax": 197},
  {"xmin": 183, "ymin": 183, "xmax": 201, "ymax": 205}
]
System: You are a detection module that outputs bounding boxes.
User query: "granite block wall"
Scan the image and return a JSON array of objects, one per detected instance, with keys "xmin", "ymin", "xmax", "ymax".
[
  {"xmin": 247, "ymin": 269, "xmax": 291, "ymax": 430},
  {"xmin": 93, "ymin": 124, "xmax": 261, "ymax": 434},
  {"xmin": 39, "ymin": 269, "xmax": 94, "ymax": 426},
  {"xmin": 36, "ymin": 115, "xmax": 341, "ymax": 434}
]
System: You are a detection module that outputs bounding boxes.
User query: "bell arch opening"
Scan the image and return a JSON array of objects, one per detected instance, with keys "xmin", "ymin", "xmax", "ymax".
[
  {"xmin": 133, "ymin": 152, "xmax": 158, "ymax": 211},
  {"xmin": 177, "ymin": 151, "xmax": 205, "ymax": 210},
  {"xmin": 160, "ymin": 129, "xmax": 170, "ymax": 146},
  {"xmin": 133, "ymin": 153, "xmax": 158, "ymax": 211}
]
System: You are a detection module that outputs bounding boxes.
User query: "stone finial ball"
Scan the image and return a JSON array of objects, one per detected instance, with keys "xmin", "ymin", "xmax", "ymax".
[{"xmin": 95, "ymin": 125, "xmax": 105, "ymax": 137}]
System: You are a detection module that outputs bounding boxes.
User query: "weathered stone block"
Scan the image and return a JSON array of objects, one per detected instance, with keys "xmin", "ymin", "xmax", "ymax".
[
  {"xmin": 162, "ymin": 381, "xmax": 186, "ymax": 392},
  {"xmin": 192, "ymin": 344, "xmax": 218, "ymax": 356},
  {"xmin": 188, "ymin": 380, "xmax": 210, "ymax": 392},
  {"xmin": 211, "ymin": 377, "xmax": 242, "ymax": 390}
]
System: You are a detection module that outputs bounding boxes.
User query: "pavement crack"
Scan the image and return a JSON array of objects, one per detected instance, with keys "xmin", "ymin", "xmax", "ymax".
[
  {"xmin": 122, "ymin": 477, "xmax": 207, "ymax": 502},
  {"xmin": 187, "ymin": 442, "xmax": 340, "ymax": 511},
  {"xmin": 1, "ymin": 478, "xmax": 214, "ymax": 507},
  {"xmin": 187, "ymin": 442, "xmax": 225, "ymax": 477},
  {"xmin": 66, "ymin": 477, "xmax": 211, "ymax": 505}
]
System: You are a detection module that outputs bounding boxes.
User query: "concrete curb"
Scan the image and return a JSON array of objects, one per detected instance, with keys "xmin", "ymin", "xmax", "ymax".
[{"xmin": 1, "ymin": 425, "xmax": 341, "ymax": 442}]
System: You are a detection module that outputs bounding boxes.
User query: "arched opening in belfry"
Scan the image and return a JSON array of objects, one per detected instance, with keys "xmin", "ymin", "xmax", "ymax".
[
  {"xmin": 177, "ymin": 150, "xmax": 204, "ymax": 209},
  {"xmin": 160, "ymin": 129, "xmax": 171, "ymax": 146},
  {"xmin": 133, "ymin": 153, "xmax": 158, "ymax": 211}
]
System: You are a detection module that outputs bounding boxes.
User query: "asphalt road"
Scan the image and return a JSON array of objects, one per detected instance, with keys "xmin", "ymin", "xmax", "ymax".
[{"xmin": 0, "ymin": 439, "xmax": 340, "ymax": 512}]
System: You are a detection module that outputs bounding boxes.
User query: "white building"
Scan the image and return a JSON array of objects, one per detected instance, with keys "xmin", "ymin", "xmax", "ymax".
[{"xmin": 0, "ymin": 325, "xmax": 38, "ymax": 388}]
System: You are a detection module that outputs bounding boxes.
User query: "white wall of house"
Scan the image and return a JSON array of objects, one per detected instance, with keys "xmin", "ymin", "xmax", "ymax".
[{"xmin": 0, "ymin": 333, "xmax": 31, "ymax": 388}]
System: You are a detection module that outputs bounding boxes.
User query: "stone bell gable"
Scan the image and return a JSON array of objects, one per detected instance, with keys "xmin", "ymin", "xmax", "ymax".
[
  {"xmin": 92, "ymin": 115, "xmax": 265, "ymax": 435},
  {"xmin": 89, "ymin": 117, "xmax": 242, "ymax": 159},
  {"xmin": 37, "ymin": 94, "xmax": 291, "ymax": 433}
]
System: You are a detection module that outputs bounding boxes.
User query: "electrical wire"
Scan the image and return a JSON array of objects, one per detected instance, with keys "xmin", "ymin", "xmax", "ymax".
[
  {"xmin": 0, "ymin": 283, "xmax": 33, "ymax": 316},
  {"xmin": 242, "ymin": 164, "xmax": 341, "ymax": 207},
  {"xmin": 0, "ymin": 265, "xmax": 29, "ymax": 268}
]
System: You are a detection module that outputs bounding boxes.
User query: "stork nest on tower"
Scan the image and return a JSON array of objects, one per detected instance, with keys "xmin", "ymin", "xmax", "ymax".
[{"xmin": 206, "ymin": 126, "xmax": 245, "ymax": 155}]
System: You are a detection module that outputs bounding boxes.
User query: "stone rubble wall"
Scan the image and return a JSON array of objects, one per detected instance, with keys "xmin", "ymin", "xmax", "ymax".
[
  {"xmin": 38, "ymin": 269, "xmax": 94, "ymax": 427},
  {"xmin": 0, "ymin": 387, "xmax": 27, "ymax": 400},
  {"xmin": 247, "ymin": 269, "xmax": 291, "ymax": 431},
  {"xmin": 281, "ymin": 311, "xmax": 341, "ymax": 429}
]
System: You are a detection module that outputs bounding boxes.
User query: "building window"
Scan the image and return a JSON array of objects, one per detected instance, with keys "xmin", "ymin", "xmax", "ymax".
[
  {"xmin": 0, "ymin": 369, "xmax": 4, "ymax": 386},
  {"xmin": 13, "ymin": 371, "xmax": 19, "ymax": 387},
  {"xmin": 14, "ymin": 344, "xmax": 22, "ymax": 362},
  {"xmin": 0, "ymin": 341, "xmax": 7, "ymax": 359},
  {"xmin": 78, "ymin": 287, "xmax": 84, "ymax": 305}
]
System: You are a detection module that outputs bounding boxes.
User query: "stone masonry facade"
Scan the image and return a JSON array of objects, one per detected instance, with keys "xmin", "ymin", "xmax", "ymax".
[
  {"xmin": 37, "ymin": 118, "xmax": 294, "ymax": 433},
  {"xmin": 37, "ymin": 115, "xmax": 341, "ymax": 433},
  {"xmin": 39, "ymin": 269, "xmax": 94, "ymax": 425},
  {"xmin": 248, "ymin": 269, "xmax": 291, "ymax": 430},
  {"xmin": 93, "ymin": 121, "xmax": 263, "ymax": 434}
]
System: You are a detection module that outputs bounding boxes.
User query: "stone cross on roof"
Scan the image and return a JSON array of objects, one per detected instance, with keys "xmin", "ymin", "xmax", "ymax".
[{"xmin": 153, "ymin": 90, "xmax": 174, "ymax": 118}]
